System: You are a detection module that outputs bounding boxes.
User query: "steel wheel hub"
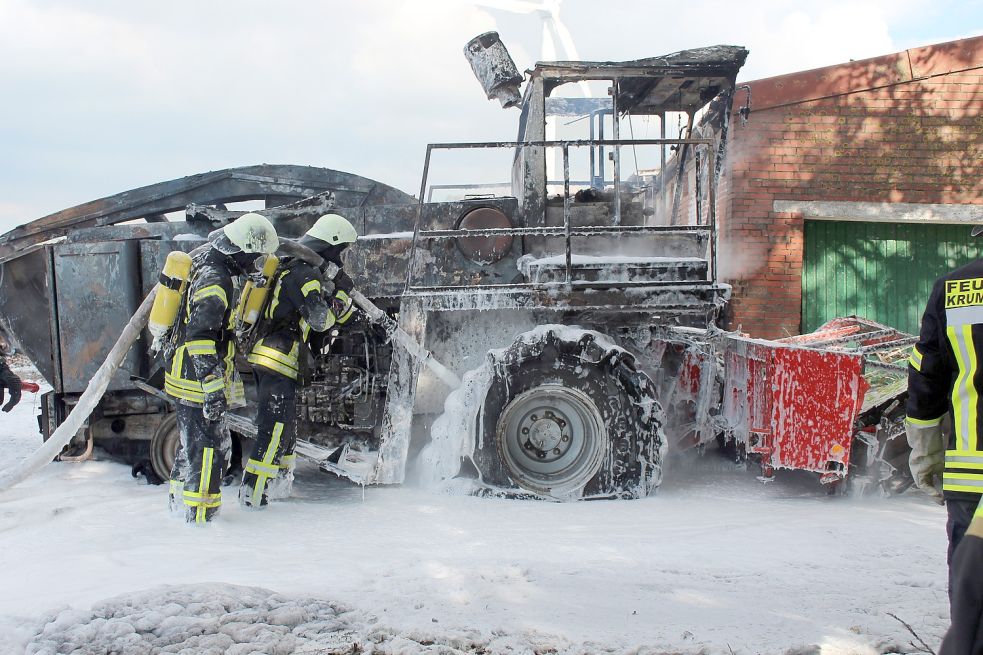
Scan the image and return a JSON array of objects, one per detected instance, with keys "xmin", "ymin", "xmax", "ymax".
[{"xmin": 497, "ymin": 383, "xmax": 606, "ymax": 496}]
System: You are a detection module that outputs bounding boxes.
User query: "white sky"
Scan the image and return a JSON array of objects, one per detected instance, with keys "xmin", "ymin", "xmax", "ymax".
[{"xmin": 0, "ymin": 0, "xmax": 980, "ymax": 232}]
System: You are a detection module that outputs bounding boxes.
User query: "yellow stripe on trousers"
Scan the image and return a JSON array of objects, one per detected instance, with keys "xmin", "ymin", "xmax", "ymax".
[{"xmin": 198, "ymin": 447, "xmax": 214, "ymax": 524}]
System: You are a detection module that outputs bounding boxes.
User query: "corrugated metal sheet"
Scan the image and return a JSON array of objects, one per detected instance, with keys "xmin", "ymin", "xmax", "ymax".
[{"xmin": 802, "ymin": 220, "xmax": 978, "ymax": 334}]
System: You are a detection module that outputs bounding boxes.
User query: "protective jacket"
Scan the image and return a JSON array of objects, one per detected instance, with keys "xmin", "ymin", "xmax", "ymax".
[
  {"xmin": 908, "ymin": 260, "xmax": 983, "ymax": 504},
  {"xmin": 247, "ymin": 260, "xmax": 353, "ymax": 381},
  {"xmin": 163, "ymin": 246, "xmax": 245, "ymax": 407}
]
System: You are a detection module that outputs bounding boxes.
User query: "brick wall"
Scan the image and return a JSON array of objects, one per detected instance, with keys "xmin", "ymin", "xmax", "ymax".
[{"xmin": 720, "ymin": 35, "xmax": 983, "ymax": 339}]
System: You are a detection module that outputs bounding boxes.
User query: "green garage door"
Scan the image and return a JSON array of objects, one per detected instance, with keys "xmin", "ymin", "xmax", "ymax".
[{"xmin": 802, "ymin": 220, "xmax": 978, "ymax": 335}]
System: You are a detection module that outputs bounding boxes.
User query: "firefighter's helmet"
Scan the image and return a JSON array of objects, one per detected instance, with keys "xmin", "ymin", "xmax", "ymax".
[
  {"xmin": 223, "ymin": 213, "xmax": 279, "ymax": 254},
  {"xmin": 299, "ymin": 213, "xmax": 358, "ymax": 253}
]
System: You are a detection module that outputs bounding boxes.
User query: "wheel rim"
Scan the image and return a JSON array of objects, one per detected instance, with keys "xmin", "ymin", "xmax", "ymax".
[
  {"xmin": 150, "ymin": 414, "xmax": 181, "ymax": 481},
  {"xmin": 160, "ymin": 428, "xmax": 179, "ymax": 475},
  {"xmin": 496, "ymin": 384, "xmax": 606, "ymax": 496}
]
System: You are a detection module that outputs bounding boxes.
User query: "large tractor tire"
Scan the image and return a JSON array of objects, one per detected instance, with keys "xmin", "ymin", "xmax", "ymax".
[
  {"xmin": 150, "ymin": 412, "xmax": 180, "ymax": 482},
  {"xmin": 468, "ymin": 327, "xmax": 666, "ymax": 500},
  {"xmin": 149, "ymin": 412, "xmax": 243, "ymax": 483}
]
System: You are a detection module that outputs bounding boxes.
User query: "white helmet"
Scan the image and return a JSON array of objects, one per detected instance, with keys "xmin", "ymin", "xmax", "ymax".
[
  {"xmin": 303, "ymin": 213, "xmax": 358, "ymax": 249},
  {"xmin": 223, "ymin": 212, "xmax": 279, "ymax": 254}
]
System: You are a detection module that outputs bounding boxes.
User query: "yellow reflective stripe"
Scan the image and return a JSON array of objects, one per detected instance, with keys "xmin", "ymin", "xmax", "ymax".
[
  {"xmin": 266, "ymin": 274, "xmax": 285, "ymax": 320},
  {"xmin": 163, "ymin": 372, "xmax": 202, "ymax": 391},
  {"xmin": 186, "ymin": 339, "xmax": 217, "ymax": 356},
  {"xmin": 164, "ymin": 388, "xmax": 204, "ymax": 403},
  {"xmin": 201, "ymin": 377, "xmax": 225, "ymax": 394},
  {"xmin": 199, "ymin": 447, "xmax": 215, "ymax": 523},
  {"xmin": 182, "ymin": 490, "xmax": 222, "ymax": 502},
  {"xmin": 250, "ymin": 344, "xmax": 298, "ymax": 368},
  {"xmin": 169, "ymin": 345, "xmax": 186, "ymax": 379},
  {"xmin": 943, "ymin": 471, "xmax": 983, "ymax": 490},
  {"xmin": 247, "ymin": 353, "xmax": 299, "ymax": 379},
  {"xmin": 223, "ymin": 341, "xmax": 235, "ymax": 370},
  {"xmin": 906, "ymin": 415, "xmax": 944, "ymax": 427},
  {"xmin": 909, "ymin": 345, "xmax": 924, "ymax": 371},
  {"xmin": 970, "ymin": 331, "xmax": 979, "ymax": 453},
  {"xmin": 164, "ymin": 375, "xmax": 205, "ymax": 403},
  {"xmin": 246, "ymin": 459, "xmax": 279, "ymax": 476},
  {"xmin": 948, "ymin": 325, "xmax": 979, "ymax": 452},
  {"xmin": 301, "ymin": 279, "xmax": 321, "ymax": 297},
  {"xmin": 191, "ymin": 285, "xmax": 228, "ymax": 308},
  {"xmin": 263, "ymin": 423, "xmax": 283, "ymax": 467},
  {"xmin": 299, "ymin": 318, "xmax": 311, "ymax": 341},
  {"xmin": 946, "ymin": 450, "xmax": 983, "ymax": 471},
  {"xmin": 164, "ymin": 372, "xmax": 205, "ymax": 389},
  {"xmin": 229, "ymin": 379, "xmax": 245, "ymax": 405}
]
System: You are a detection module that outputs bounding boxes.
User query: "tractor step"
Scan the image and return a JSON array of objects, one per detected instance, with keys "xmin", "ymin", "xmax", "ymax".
[{"xmin": 518, "ymin": 254, "xmax": 709, "ymax": 284}]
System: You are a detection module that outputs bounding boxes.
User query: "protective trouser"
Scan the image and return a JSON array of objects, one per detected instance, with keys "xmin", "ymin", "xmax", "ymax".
[
  {"xmin": 949, "ymin": 498, "xmax": 979, "ymax": 596},
  {"xmin": 941, "ymin": 499, "xmax": 983, "ymax": 655},
  {"xmin": 240, "ymin": 369, "xmax": 298, "ymax": 508},
  {"xmin": 169, "ymin": 403, "xmax": 229, "ymax": 524}
]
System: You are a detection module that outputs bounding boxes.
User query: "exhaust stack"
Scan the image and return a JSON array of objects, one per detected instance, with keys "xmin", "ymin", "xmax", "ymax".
[{"xmin": 464, "ymin": 31, "xmax": 522, "ymax": 109}]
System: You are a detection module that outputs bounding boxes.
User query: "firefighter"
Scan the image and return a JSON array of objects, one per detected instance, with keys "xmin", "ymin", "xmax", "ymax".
[
  {"xmin": 165, "ymin": 212, "xmax": 278, "ymax": 524},
  {"xmin": 940, "ymin": 494, "xmax": 983, "ymax": 655},
  {"xmin": 0, "ymin": 341, "xmax": 22, "ymax": 412},
  {"xmin": 907, "ymin": 229, "xmax": 983, "ymax": 594},
  {"xmin": 240, "ymin": 213, "xmax": 358, "ymax": 508}
]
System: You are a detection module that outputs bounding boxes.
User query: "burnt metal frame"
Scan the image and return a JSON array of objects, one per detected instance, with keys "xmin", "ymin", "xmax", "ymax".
[{"xmin": 406, "ymin": 138, "xmax": 717, "ymax": 294}]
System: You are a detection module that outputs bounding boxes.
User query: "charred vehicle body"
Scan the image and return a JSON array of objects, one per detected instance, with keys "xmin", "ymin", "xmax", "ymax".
[{"xmin": 0, "ymin": 36, "xmax": 913, "ymax": 499}]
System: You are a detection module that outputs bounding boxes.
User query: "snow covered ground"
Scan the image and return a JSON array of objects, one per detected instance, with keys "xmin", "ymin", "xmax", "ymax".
[{"xmin": 0, "ymin": 379, "xmax": 952, "ymax": 654}]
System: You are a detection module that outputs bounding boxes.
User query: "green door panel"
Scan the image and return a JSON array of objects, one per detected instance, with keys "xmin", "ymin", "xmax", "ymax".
[{"xmin": 802, "ymin": 220, "xmax": 978, "ymax": 334}]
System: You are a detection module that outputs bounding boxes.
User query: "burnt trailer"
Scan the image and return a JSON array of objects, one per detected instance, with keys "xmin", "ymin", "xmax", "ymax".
[{"xmin": 0, "ymin": 36, "xmax": 912, "ymax": 499}]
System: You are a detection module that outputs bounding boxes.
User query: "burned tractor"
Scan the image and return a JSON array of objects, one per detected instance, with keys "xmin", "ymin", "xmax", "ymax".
[{"xmin": 0, "ymin": 36, "xmax": 913, "ymax": 500}]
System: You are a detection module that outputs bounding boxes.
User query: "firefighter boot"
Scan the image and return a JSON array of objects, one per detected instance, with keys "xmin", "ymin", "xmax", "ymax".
[
  {"xmin": 239, "ymin": 470, "xmax": 270, "ymax": 509},
  {"xmin": 167, "ymin": 480, "xmax": 185, "ymax": 518},
  {"xmin": 267, "ymin": 453, "xmax": 295, "ymax": 501}
]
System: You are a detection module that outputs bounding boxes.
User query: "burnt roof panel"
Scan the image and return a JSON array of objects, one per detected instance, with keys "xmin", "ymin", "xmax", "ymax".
[{"xmin": 534, "ymin": 45, "xmax": 749, "ymax": 115}]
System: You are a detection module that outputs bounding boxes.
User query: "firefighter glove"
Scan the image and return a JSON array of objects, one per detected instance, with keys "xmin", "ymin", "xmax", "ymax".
[
  {"xmin": 201, "ymin": 375, "xmax": 227, "ymax": 421},
  {"xmin": 906, "ymin": 420, "xmax": 944, "ymax": 502},
  {"xmin": 332, "ymin": 289, "xmax": 356, "ymax": 324}
]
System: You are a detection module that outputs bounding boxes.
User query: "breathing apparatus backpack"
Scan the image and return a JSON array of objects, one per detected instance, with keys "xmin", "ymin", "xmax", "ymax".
[
  {"xmin": 148, "ymin": 250, "xmax": 193, "ymax": 352},
  {"xmin": 234, "ymin": 254, "xmax": 280, "ymax": 351}
]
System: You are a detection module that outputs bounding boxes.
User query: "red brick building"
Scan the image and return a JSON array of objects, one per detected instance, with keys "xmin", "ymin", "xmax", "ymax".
[{"xmin": 719, "ymin": 35, "xmax": 983, "ymax": 339}]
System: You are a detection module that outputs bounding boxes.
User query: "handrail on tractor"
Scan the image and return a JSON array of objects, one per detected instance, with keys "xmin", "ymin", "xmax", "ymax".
[{"xmin": 405, "ymin": 138, "xmax": 718, "ymax": 294}]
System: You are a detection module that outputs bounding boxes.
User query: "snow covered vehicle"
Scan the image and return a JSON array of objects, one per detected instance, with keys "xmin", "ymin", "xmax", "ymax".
[{"xmin": 0, "ymin": 36, "xmax": 913, "ymax": 500}]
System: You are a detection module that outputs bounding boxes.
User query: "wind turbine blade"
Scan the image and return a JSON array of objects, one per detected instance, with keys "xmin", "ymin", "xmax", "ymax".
[
  {"xmin": 473, "ymin": 0, "xmax": 547, "ymax": 14},
  {"xmin": 541, "ymin": 17, "xmax": 557, "ymax": 61},
  {"xmin": 550, "ymin": 14, "xmax": 580, "ymax": 61}
]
